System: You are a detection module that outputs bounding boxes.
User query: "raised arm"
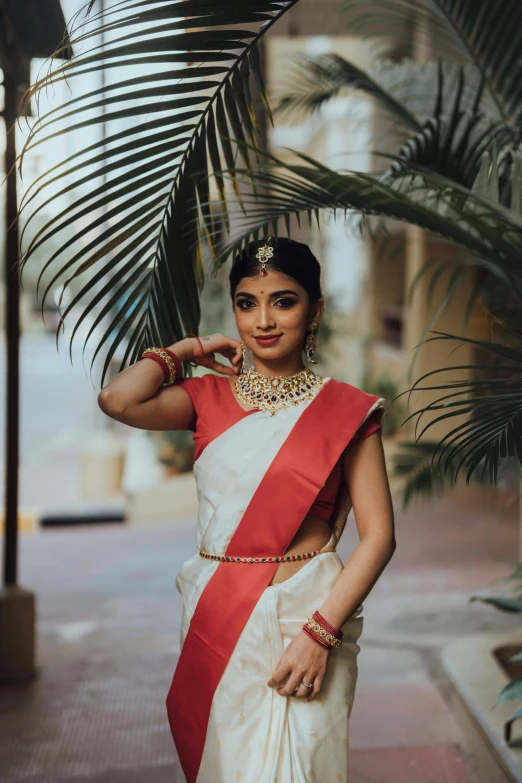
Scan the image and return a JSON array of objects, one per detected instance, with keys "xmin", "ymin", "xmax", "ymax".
[{"xmin": 97, "ymin": 334, "xmax": 243, "ymax": 431}]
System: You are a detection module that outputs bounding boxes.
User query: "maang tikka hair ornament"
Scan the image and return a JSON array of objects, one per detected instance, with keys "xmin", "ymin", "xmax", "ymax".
[{"xmin": 255, "ymin": 236, "xmax": 274, "ymax": 276}]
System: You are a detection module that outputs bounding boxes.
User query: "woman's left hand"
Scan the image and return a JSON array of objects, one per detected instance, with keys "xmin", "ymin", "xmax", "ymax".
[{"xmin": 267, "ymin": 631, "xmax": 330, "ymax": 700}]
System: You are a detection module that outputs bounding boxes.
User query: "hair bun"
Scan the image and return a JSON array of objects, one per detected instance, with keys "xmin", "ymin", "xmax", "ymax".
[{"xmin": 230, "ymin": 237, "xmax": 322, "ymax": 302}]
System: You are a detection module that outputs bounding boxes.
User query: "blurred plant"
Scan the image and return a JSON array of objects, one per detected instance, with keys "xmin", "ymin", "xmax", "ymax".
[
  {"xmin": 392, "ymin": 439, "xmax": 456, "ymax": 508},
  {"xmin": 342, "ymin": 0, "xmax": 522, "ymax": 133},
  {"xmin": 361, "ymin": 371, "xmax": 405, "ymax": 437},
  {"xmin": 391, "ymin": 440, "xmax": 518, "ymax": 509},
  {"xmin": 472, "ymin": 564, "xmax": 522, "ymax": 743},
  {"xmin": 148, "ymin": 429, "xmax": 195, "ymax": 475}
]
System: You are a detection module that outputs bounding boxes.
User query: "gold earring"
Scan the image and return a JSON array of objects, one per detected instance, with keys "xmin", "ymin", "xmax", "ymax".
[
  {"xmin": 305, "ymin": 322, "xmax": 318, "ymax": 364},
  {"xmin": 240, "ymin": 341, "xmax": 247, "ymax": 373}
]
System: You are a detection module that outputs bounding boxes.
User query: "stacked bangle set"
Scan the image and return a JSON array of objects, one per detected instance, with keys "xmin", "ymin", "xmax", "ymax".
[
  {"xmin": 302, "ymin": 610, "xmax": 343, "ymax": 650},
  {"xmin": 140, "ymin": 347, "xmax": 182, "ymax": 385},
  {"xmin": 139, "ymin": 336, "xmax": 203, "ymax": 385}
]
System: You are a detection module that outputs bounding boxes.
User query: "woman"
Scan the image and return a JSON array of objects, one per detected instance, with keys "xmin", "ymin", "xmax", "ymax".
[{"xmin": 98, "ymin": 237, "xmax": 395, "ymax": 783}]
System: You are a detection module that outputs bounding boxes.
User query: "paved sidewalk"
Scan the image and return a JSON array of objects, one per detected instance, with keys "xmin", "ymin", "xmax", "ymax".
[
  {"xmin": 1, "ymin": 485, "xmax": 520, "ymax": 782},
  {"xmin": 343, "ymin": 483, "xmax": 520, "ymax": 783}
]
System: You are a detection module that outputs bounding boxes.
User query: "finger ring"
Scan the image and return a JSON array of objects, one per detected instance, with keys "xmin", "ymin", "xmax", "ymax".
[{"xmin": 301, "ymin": 680, "xmax": 314, "ymax": 689}]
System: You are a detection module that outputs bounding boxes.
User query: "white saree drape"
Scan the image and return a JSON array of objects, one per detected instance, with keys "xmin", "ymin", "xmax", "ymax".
[
  {"xmin": 174, "ymin": 379, "xmax": 384, "ymax": 783},
  {"xmin": 194, "ymin": 557, "xmax": 363, "ymax": 783}
]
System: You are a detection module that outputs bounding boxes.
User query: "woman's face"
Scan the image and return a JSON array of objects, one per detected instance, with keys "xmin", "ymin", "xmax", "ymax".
[{"xmin": 232, "ymin": 268, "xmax": 323, "ymax": 363}]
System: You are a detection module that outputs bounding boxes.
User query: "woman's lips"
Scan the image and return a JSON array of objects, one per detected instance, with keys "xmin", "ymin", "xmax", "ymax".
[{"xmin": 254, "ymin": 334, "xmax": 282, "ymax": 346}]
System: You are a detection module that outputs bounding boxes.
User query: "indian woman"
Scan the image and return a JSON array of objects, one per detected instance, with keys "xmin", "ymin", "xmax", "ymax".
[{"xmin": 98, "ymin": 236, "xmax": 396, "ymax": 783}]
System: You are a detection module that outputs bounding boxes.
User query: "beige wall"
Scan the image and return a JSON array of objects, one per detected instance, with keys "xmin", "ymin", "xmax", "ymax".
[
  {"xmin": 272, "ymin": 2, "xmax": 368, "ymax": 37},
  {"xmin": 367, "ymin": 226, "xmax": 485, "ymax": 439}
]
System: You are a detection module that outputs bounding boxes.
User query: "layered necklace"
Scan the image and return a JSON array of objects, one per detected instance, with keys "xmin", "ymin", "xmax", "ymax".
[{"xmin": 235, "ymin": 367, "xmax": 323, "ymax": 414}]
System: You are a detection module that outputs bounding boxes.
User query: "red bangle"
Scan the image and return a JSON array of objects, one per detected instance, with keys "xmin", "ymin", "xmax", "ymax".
[
  {"xmin": 313, "ymin": 610, "xmax": 343, "ymax": 639},
  {"xmin": 141, "ymin": 352, "xmax": 170, "ymax": 383},
  {"xmin": 185, "ymin": 333, "xmax": 204, "ymax": 358},
  {"xmin": 302, "ymin": 624, "xmax": 334, "ymax": 650},
  {"xmin": 162, "ymin": 348, "xmax": 183, "ymax": 382}
]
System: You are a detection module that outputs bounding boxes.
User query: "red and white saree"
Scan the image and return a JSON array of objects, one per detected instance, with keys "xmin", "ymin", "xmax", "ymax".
[{"xmin": 167, "ymin": 376, "xmax": 384, "ymax": 783}]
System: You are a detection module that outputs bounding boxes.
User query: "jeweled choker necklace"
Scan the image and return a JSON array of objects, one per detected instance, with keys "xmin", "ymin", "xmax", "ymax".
[{"xmin": 235, "ymin": 367, "xmax": 323, "ymax": 414}]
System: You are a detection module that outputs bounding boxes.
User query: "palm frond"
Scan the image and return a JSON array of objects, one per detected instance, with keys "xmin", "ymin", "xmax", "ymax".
[
  {"xmin": 276, "ymin": 53, "xmax": 519, "ymax": 194},
  {"xmin": 391, "ymin": 439, "xmax": 457, "ymax": 508},
  {"xmin": 397, "ymin": 329, "xmax": 522, "ymax": 484},
  {"xmin": 392, "ymin": 438, "xmax": 518, "ymax": 507},
  {"xmin": 18, "ymin": 0, "xmax": 298, "ymax": 385},
  {"xmin": 206, "ymin": 146, "xmax": 522, "ymax": 287},
  {"xmin": 276, "ymin": 53, "xmax": 519, "ymax": 233},
  {"xmin": 384, "ymin": 63, "xmax": 516, "ymax": 192},
  {"xmin": 276, "ymin": 54, "xmax": 502, "ymax": 140},
  {"xmin": 275, "ymin": 53, "xmax": 423, "ymax": 131},
  {"xmin": 343, "ymin": 0, "xmax": 522, "ymax": 125}
]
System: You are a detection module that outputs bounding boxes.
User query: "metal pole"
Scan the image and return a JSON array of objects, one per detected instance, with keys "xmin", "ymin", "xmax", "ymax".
[{"xmin": 2, "ymin": 68, "xmax": 21, "ymax": 587}]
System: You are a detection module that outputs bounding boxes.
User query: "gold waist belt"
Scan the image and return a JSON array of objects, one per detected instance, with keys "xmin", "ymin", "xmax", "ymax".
[{"xmin": 199, "ymin": 546, "xmax": 336, "ymax": 564}]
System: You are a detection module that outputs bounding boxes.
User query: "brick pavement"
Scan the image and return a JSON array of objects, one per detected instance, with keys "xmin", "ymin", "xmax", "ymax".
[{"xmin": 1, "ymin": 485, "xmax": 520, "ymax": 782}]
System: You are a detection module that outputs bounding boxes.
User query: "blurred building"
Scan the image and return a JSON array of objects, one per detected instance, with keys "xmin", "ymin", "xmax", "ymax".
[{"xmin": 262, "ymin": 1, "xmax": 487, "ymax": 440}]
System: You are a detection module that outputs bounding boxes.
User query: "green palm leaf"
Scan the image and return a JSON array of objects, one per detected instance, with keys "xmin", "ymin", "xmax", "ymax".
[
  {"xmin": 498, "ymin": 678, "xmax": 522, "ymax": 706},
  {"xmin": 384, "ymin": 64, "xmax": 515, "ymax": 191},
  {"xmin": 343, "ymin": 0, "xmax": 522, "ymax": 124},
  {"xmin": 18, "ymin": 0, "xmax": 299, "ymax": 384},
  {"xmin": 207, "ymin": 147, "xmax": 522, "ymax": 285},
  {"xmin": 386, "ymin": 435, "xmax": 516, "ymax": 508},
  {"xmin": 276, "ymin": 53, "xmax": 423, "ymax": 131},
  {"xmin": 275, "ymin": 51, "xmax": 519, "ymax": 232},
  {"xmin": 505, "ymin": 703, "xmax": 522, "ymax": 745},
  {"xmin": 470, "ymin": 596, "xmax": 522, "ymax": 614},
  {"xmin": 391, "ymin": 439, "xmax": 458, "ymax": 508},
  {"xmin": 398, "ymin": 329, "xmax": 522, "ymax": 483}
]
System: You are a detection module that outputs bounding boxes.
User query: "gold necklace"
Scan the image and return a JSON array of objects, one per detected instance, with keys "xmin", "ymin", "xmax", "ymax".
[{"xmin": 235, "ymin": 367, "xmax": 323, "ymax": 414}]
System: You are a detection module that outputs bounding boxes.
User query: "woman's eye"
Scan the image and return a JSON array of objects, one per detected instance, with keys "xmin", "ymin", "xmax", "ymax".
[
  {"xmin": 237, "ymin": 299, "xmax": 255, "ymax": 310},
  {"xmin": 275, "ymin": 298, "xmax": 296, "ymax": 308}
]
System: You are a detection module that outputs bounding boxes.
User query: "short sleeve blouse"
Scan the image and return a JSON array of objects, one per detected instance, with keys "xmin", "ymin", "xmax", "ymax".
[{"xmin": 178, "ymin": 373, "xmax": 382, "ymax": 522}]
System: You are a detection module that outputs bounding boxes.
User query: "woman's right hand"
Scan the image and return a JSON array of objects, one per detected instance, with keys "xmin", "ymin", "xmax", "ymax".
[{"xmin": 174, "ymin": 334, "xmax": 243, "ymax": 376}]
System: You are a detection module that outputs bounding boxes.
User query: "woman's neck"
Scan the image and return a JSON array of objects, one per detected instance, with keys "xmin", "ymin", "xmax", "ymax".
[{"xmin": 251, "ymin": 356, "xmax": 307, "ymax": 377}]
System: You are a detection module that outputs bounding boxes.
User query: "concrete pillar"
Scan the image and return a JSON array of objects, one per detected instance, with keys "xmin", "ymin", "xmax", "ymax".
[
  {"xmin": 0, "ymin": 585, "xmax": 37, "ymax": 682},
  {"xmin": 79, "ymin": 431, "xmax": 125, "ymax": 499},
  {"xmin": 403, "ymin": 226, "xmax": 475, "ymax": 441}
]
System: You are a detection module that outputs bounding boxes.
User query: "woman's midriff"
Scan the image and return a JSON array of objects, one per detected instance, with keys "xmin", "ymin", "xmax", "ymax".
[{"xmin": 268, "ymin": 513, "xmax": 333, "ymax": 586}]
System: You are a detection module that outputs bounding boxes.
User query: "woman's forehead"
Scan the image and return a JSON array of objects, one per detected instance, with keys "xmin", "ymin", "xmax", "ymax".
[{"xmin": 235, "ymin": 269, "xmax": 303, "ymax": 295}]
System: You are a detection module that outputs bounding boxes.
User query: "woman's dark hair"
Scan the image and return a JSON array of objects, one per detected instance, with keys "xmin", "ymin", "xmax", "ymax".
[{"xmin": 229, "ymin": 236, "xmax": 322, "ymax": 303}]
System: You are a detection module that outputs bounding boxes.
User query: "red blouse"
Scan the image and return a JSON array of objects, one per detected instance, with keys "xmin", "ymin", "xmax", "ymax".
[{"xmin": 178, "ymin": 374, "xmax": 382, "ymax": 523}]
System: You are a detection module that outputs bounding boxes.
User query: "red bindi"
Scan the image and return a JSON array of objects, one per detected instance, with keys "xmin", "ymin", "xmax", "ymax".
[{"xmin": 260, "ymin": 290, "xmax": 264, "ymax": 293}]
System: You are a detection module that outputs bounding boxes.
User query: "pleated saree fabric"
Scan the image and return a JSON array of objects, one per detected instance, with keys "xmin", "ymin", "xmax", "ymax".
[{"xmin": 167, "ymin": 377, "xmax": 385, "ymax": 783}]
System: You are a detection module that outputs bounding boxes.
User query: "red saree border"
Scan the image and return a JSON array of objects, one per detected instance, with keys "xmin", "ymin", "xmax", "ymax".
[{"xmin": 167, "ymin": 379, "xmax": 380, "ymax": 783}]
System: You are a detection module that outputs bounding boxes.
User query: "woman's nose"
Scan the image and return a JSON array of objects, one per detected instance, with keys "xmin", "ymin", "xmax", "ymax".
[{"xmin": 257, "ymin": 305, "xmax": 276, "ymax": 328}]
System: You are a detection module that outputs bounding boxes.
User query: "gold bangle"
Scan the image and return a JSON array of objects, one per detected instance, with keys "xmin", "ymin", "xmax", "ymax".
[
  {"xmin": 141, "ymin": 347, "xmax": 177, "ymax": 384},
  {"xmin": 305, "ymin": 616, "xmax": 342, "ymax": 649}
]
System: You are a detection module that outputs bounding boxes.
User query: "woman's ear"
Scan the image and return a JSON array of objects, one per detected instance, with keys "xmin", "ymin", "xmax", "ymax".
[{"xmin": 310, "ymin": 297, "xmax": 325, "ymax": 326}]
